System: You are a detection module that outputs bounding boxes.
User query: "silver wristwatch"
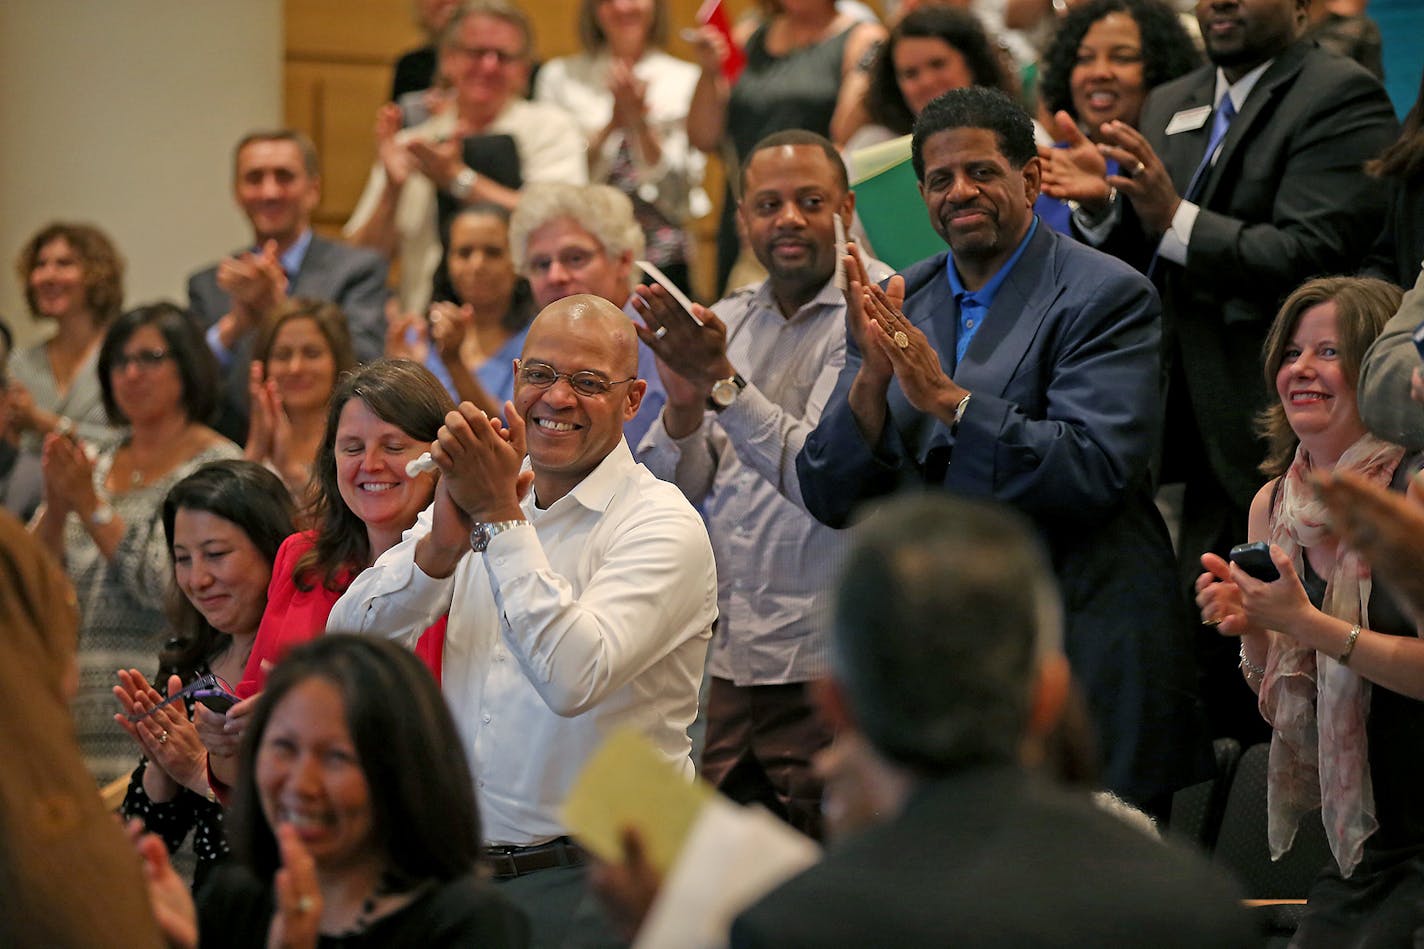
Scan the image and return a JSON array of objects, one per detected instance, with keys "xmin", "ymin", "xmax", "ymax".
[
  {"xmin": 708, "ymin": 373, "xmax": 747, "ymax": 411},
  {"xmin": 450, "ymin": 166, "xmax": 478, "ymax": 201},
  {"xmin": 469, "ymin": 519, "xmax": 526, "ymax": 553}
]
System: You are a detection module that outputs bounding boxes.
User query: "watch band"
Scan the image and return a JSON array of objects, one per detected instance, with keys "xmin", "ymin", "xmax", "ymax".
[{"xmin": 470, "ymin": 519, "xmax": 527, "ymax": 553}]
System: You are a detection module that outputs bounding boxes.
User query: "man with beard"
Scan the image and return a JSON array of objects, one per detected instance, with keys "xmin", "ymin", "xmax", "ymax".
[
  {"xmin": 1082, "ymin": 0, "xmax": 1396, "ymax": 742},
  {"xmin": 631, "ymin": 131, "xmax": 853, "ymax": 838},
  {"xmin": 798, "ymin": 88, "xmax": 1209, "ymax": 815}
]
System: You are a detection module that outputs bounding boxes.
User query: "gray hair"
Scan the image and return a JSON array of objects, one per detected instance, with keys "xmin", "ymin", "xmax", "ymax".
[
  {"xmin": 832, "ymin": 494, "xmax": 1063, "ymax": 774},
  {"xmin": 509, "ymin": 183, "xmax": 646, "ymax": 274}
]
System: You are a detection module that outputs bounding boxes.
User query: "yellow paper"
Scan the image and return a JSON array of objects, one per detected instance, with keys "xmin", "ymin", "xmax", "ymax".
[{"xmin": 560, "ymin": 728, "xmax": 713, "ymax": 874}]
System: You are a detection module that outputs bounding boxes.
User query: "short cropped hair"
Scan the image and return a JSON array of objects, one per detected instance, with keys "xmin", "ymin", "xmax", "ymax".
[
  {"xmin": 441, "ymin": 0, "xmax": 534, "ymax": 58},
  {"xmin": 912, "ymin": 87, "xmax": 1036, "ymax": 181},
  {"xmin": 16, "ymin": 222, "xmax": 126, "ymax": 325},
  {"xmin": 833, "ymin": 494, "xmax": 1063, "ymax": 775},
  {"xmin": 1257, "ymin": 276, "xmax": 1404, "ymax": 477},
  {"xmin": 97, "ymin": 302, "xmax": 221, "ymax": 427},
  {"xmin": 739, "ymin": 129, "xmax": 849, "ymax": 195},
  {"xmin": 865, "ymin": 7, "xmax": 1013, "ymax": 137},
  {"xmin": 508, "ymin": 183, "xmax": 645, "ymax": 272},
  {"xmin": 232, "ymin": 129, "xmax": 320, "ymax": 180},
  {"xmin": 227, "ymin": 636, "xmax": 484, "ymax": 886}
]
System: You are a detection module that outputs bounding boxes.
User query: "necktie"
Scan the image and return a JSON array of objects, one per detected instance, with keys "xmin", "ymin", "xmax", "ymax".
[{"xmin": 1183, "ymin": 94, "xmax": 1238, "ymax": 203}]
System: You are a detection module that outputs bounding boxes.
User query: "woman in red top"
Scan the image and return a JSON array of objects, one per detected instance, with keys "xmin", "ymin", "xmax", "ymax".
[{"xmin": 238, "ymin": 358, "xmax": 456, "ymax": 700}]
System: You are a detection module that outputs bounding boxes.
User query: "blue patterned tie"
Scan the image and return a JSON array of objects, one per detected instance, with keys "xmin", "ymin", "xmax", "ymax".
[{"xmin": 1183, "ymin": 95, "xmax": 1238, "ymax": 203}]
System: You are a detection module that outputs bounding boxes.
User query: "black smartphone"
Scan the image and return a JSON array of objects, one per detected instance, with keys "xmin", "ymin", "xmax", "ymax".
[
  {"xmin": 1229, "ymin": 541, "xmax": 1280, "ymax": 582},
  {"xmin": 193, "ymin": 685, "xmax": 239, "ymax": 713}
]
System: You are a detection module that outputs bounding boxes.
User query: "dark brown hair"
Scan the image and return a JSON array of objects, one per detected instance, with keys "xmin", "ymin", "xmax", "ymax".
[{"xmin": 253, "ymin": 298, "xmax": 358, "ymax": 378}]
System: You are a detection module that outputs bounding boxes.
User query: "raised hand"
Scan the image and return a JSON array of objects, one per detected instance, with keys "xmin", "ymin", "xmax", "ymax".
[
  {"xmin": 375, "ymin": 103, "xmax": 415, "ymax": 188},
  {"xmin": 862, "ymin": 283, "xmax": 965, "ymax": 423},
  {"xmin": 1097, "ymin": 120, "xmax": 1180, "ymax": 235},
  {"xmin": 842, "ymin": 242, "xmax": 894, "ymax": 387},
  {"xmin": 268, "ymin": 824, "xmax": 321, "ymax": 949},
  {"xmin": 1037, "ymin": 110, "xmax": 1112, "ymax": 209}
]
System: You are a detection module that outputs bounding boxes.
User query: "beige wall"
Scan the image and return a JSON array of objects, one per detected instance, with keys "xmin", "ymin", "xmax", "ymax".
[{"xmin": 0, "ymin": 1, "xmax": 283, "ymax": 346}]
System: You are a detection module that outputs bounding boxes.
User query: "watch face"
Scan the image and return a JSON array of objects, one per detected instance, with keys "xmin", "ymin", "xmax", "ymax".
[
  {"xmin": 469, "ymin": 525, "xmax": 490, "ymax": 552},
  {"xmin": 711, "ymin": 379, "xmax": 738, "ymax": 407}
]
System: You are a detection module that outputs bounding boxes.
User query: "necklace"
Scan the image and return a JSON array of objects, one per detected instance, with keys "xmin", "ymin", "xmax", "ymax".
[{"xmin": 324, "ymin": 874, "xmax": 432, "ymax": 938}]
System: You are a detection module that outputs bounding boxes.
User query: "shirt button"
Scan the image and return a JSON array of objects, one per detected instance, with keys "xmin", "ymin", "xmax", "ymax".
[
  {"xmin": 965, "ymin": 318, "xmax": 975, "ymax": 329},
  {"xmin": 495, "ymin": 557, "xmax": 505, "ymax": 566},
  {"xmin": 482, "ymin": 713, "xmax": 492, "ymax": 724}
]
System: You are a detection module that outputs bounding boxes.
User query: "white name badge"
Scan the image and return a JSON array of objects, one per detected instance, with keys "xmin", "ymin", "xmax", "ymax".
[{"xmin": 1165, "ymin": 105, "xmax": 1212, "ymax": 135}]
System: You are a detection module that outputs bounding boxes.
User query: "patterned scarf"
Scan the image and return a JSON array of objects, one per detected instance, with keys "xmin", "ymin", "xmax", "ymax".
[{"xmin": 1259, "ymin": 434, "xmax": 1403, "ymax": 876}]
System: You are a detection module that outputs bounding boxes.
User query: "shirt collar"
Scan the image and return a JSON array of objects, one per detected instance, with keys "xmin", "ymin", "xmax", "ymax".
[
  {"xmin": 526, "ymin": 437, "xmax": 637, "ymax": 517},
  {"xmin": 1214, "ymin": 58, "xmax": 1273, "ymax": 113},
  {"xmin": 749, "ymin": 275, "xmax": 843, "ymax": 322},
  {"xmin": 945, "ymin": 216, "xmax": 1038, "ymax": 305},
  {"xmin": 257, "ymin": 229, "xmax": 313, "ymax": 277}
]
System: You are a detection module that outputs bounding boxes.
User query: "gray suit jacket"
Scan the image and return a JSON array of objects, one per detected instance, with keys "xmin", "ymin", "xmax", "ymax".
[
  {"xmin": 1359, "ymin": 264, "xmax": 1424, "ymax": 448},
  {"xmin": 187, "ymin": 234, "xmax": 389, "ymax": 439}
]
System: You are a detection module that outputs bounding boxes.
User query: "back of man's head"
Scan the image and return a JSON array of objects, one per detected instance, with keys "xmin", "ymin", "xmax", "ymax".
[
  {"xmin": 911, "ymin": 87, "xmax": 1036, "ymax": 181},
  {"xmin": 833, "ymin": 494, "xmax": 1063, "ymax": 774}
]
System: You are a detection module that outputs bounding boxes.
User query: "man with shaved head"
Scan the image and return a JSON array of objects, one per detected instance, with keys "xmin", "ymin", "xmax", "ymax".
[{"xmin": 330, "ymin": 296, "xmax": 717, "ymax": 949}]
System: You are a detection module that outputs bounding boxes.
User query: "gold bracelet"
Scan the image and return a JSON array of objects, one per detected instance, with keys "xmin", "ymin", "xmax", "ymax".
[
  {"xmin": 1338, "ymin": 624, "xmax": 1362, "ymax": 666},
  {"xmin": 1239, "ymin": 642, "xmax": 1265, "ymax": 682}
]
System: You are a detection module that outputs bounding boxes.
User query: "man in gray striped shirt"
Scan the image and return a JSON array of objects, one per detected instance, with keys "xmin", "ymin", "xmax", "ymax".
[{"xmin": 633, "ymin": 130, "xmax": 854, "ymax": 839}]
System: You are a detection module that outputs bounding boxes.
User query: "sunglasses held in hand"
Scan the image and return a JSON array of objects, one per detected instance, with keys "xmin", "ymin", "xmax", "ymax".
[{"xmin": 126, "ymin": 672, "xmax": 239, "ymax": 722}]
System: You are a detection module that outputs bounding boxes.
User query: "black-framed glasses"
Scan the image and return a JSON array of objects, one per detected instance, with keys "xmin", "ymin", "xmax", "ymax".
[
  {"xmin": 516, "ymin": 360, "xmax": 636, "ymax": 398},
  {"xmin": 112, "ymin": 348, "xmax": 172, "ymax": 372},
  {"xmin": 126, "ymin": 672, "xmax": 238, "ymax": 721}
]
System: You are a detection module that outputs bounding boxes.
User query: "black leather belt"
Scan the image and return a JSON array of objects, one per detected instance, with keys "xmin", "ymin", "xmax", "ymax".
[{"xmin": 487, "ymin": 836, "xmax": 585, "ymax": 879}]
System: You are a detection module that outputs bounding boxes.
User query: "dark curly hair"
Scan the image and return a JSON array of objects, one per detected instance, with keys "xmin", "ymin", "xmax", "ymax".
[
  {"xmin": 913, "ymin": 87, "xmax": 1036, "ymax": 180},
  {"xmin": 866, "ymin": 6, "xmax": 1013, "ymax": 137},
  {"xmin": 1040, "ymin": 0, "xmax": 1200, "ymax": 124}
]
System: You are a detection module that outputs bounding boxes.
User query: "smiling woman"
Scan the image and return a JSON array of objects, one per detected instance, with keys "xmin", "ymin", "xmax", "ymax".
[
  {"xmin": 228, "ymin": 361, "xmax": 454, "ymax": 731},
  {"xmin": 28, "ymin": 302, "xmax": 241, "ymax": 786},
  {"xmin": 132, "ymin": 636, "xmax": 529, "ymax": 947},
  {"xmin": 115, "ymin": 461, "xmax": 296, "ymax": 891}
]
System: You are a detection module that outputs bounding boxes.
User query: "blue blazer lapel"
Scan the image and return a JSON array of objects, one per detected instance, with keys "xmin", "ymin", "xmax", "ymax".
[{"xmin": 955, "ymin": 225, "xmax": 1062, "ymax": 400}]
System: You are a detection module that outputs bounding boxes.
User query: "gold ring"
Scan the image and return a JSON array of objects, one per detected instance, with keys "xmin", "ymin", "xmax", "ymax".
[
  {"xmin": 158, "ymin": 731, "xmax": 169, "ymax": 744},
  {"xmin": 1133, "ymin": 161, "xmax": 1146, "ymax": 177},
  {"xmin": 1203, "ymin": 618, "xmax": 1221, "ymax": 627},
  {"xmin": 892, "ymin": 331, "xmax": 910, "ymax": 349},
  {"xmin": 296, "ymin": 895, "xmax": 316, "ymax": 914}
]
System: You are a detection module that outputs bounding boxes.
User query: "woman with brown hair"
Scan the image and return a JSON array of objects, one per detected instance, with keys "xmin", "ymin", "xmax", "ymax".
[
  {"xmin": 8, "ymin": 222, "xmax": 126, "ymax": 457},
  {"xmin": 1197, "ymin": 276, "xmax": 1424, "ymax": 946},
  {"xmin": 244, "ymin": 298, "xmax": 357, "ymax": 500}
]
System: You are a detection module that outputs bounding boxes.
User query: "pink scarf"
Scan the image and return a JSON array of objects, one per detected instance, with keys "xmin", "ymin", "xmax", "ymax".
[{"xmin": 1258, "ymin": 434, "xmax": 1403, "ymax": 877}]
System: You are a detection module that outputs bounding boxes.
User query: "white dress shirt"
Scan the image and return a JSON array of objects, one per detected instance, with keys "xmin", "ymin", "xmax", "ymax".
[
  {"xmin": 637, "ymin": 279, "xmax": 849, "ymax": 685},
  {"xmin": 327, "ymin": 439, "xmax": 716, "ymax": 846}
]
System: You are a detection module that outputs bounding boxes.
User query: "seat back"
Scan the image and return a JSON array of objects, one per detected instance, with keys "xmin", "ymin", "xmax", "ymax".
[
  {"xmin": 1168, "ymin": 736, "xmax": 1242, "ymax": 849},
  {"xmin": 1212, "ymin": 742, "xmax": 1334, "ymax": 899}
]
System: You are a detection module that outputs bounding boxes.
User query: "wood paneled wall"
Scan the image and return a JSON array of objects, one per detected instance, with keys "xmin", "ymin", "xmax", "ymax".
[{"xmin": 285, "ymin": 0, "xmax": 749, "ymax": 300}]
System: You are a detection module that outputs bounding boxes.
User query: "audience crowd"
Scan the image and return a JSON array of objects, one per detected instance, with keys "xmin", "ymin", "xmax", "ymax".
[{"xmin": 3, "ymin": 0, "xmax": 1423, "ymax": 946}]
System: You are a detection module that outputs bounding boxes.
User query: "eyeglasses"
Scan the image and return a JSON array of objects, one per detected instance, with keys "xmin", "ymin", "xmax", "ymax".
[
  {"xmin": 446, "ymin": 43, "xmax": 524, "ymax": 66},
  {"xmin": 126, "ymin": 673, "xmax": 238, "ymax": 722},
  {"xmin": 517, "ymin": 360, "xmax": 636, "ymax": 398},
  {"xmin": 112, "ymin": 348, "xmax": 172, "ymax": 372},
  {"xmin": 525, "ymin": 248, "xmax": 600, "ymax": 277}
]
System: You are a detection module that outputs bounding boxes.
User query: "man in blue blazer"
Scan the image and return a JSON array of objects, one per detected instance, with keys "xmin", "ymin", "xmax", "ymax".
[
  {"xmin": 797, "ymin": 88, "xmax": 1208, "ymax": 810},
  {"xmin": 187, "ymin": 130, "xmax": 389, "ymax": 441}
]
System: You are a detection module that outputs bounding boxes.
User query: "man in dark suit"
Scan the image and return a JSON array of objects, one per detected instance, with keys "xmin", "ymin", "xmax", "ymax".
[
  {"xmin": 798, "ymin": 88, "xmax": 1207, "ymax": 812},
  {"xmin": 1085, "ymin": 0, "xmax": 1397, "ymax": 741},
  {"xmin": 730, "ymin": 494, "xmax": 1258, "ymax": 949},
  {"xmin": 187, "ymin": 130, "xmax": 388, "ymax": 440}
]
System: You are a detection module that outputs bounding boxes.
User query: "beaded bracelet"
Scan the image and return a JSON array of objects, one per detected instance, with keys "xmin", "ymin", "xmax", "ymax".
[{"xmin": 1239, "ymin": 642, "xmax": 1265, "ymax": 683}]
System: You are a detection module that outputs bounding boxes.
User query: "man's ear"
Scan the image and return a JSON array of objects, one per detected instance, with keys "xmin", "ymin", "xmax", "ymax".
[
  {"xmin": 623, "ymin": 378, "xmax": 647, "ymax": 422},
  {"xmin": 1025, "ymin": 652, "xmax": 1070, "ymax": 742},
  {"xmin": 304, "ymin": 174, "xmax": 323, "ymax": 215},
  {"xmin": 1021, "ymin": 156, "xmax": 1043, "ymax": 206}
]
